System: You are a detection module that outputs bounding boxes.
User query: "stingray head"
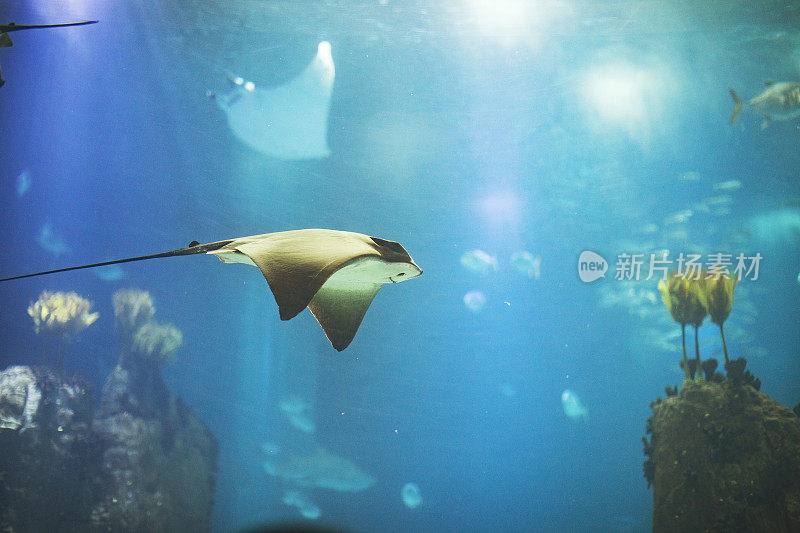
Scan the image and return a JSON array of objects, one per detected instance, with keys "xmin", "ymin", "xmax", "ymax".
[{"xmin": 361, "ymin": 236, "xmax": 423, "ymax": 283}]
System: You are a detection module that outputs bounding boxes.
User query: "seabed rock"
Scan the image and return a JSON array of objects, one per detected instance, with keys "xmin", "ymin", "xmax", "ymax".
[
  {"xmin": 0, "ymin": 366, "xmax": 99, "ymax": 532},
  {"xmin": 644, "ymin": 379, "xmax": 800, "ymax": 532},
  {"xmin": 0, "ymin": 363, "xmax": 218, "ymax": 532}
]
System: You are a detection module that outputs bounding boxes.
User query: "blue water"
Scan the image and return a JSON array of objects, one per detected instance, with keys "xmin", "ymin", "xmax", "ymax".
[{"xmin": 1, "ymin": 1, "xmax": 799, "ymax": 532}]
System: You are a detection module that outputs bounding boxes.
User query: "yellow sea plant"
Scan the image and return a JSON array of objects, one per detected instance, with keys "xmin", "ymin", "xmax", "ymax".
[
  {"xmin": 113, "ymin": 289, "xmax": 155, "ymax": 337},
  {"xmin": 702, "ymin": 273, "xmax": 737, "ymax": 365},
  {"xmin": 132, "ymin": 321, "xmax": 183, "ymax": 367},
  {"xmin": 27, "ymin": 290, "xmax": 99, "ymax": 338},
  {"xmin": 27, "ymin": 290, "xmax": 99, "ymax": 374},
  {"xmin": 657, "ymin": 272, "xmax": 708, "ymax": 380}
]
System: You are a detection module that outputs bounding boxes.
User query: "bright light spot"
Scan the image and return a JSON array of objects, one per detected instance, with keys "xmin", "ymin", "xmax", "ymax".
[
  {"xmin": 469, "ymin": 0, "xmax": 530, "ymax": 34},
  {"xmin": 244, "ymin": 81, "xmax": 255, "ymax": 92},
  {"xmin": 478, "ymin": 190, "xmax": 522, "ymax": 227},
  {"xmin": 580, "ymin": 56, "xmax": 677, "ymax": 146},
  {"xmin": 465, "ymin": 0, "xmax": 564, "ymax": 48},
  {"xmin": 583, "ymin": 65, "xmax": 650, "ymax": 124},
  {"xmin": 316, "ymin": 41, "xmax": 335, "ymax": 74}
]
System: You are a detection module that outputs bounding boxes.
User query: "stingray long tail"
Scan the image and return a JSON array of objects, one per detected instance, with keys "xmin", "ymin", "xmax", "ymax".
[
  {"xmin": 0, "ymin": 239, "xmax": 233, "ymax": 282},
  {"xmin": 0, "ymin": 21, "xmax": 98, "ymax": 33},
  {"xmin": 729, "ymin": 88, "xmax": 742, "ymax": 125}
]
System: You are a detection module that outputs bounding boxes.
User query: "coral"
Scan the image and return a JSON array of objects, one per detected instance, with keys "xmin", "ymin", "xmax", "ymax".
[
  {"xmin": 665, "ymin": 385, "xmax": 677, "ymax": 397},
  {"xmin": 725, "ymin": 357, "xmax": 761, "ymax": 391},
  {"xmin": 794, "ymin": 404, "xmax": 800, "ymax": 418},
  {"xmin": 0, "ymin": 366, "xmax": 41, "ymax": 431},
  {"xmin": 679, "ymin": 358, "xmax": 699, "ymax": 380},
  {"xmin": 27, "ymin": 291, "xmax": 98, "ymax": 338},
  {"xmin": 642, "ymin": 435, "xmax": 655, "ymax": 488},
  {"xmin": 132, "ymin": 322, "xmax": 183, "ymax": 366},
  {"xmin": 701, "ymin": 358, "xmax": 718, "ymax": 381},
  {"xmin": 112, "ymin": 289, "xmax": 155, "ymax": 337}
]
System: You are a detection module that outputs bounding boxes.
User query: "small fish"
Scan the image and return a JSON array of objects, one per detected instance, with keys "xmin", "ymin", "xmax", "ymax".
[
  {"xmin": 460, "ymin": 249, "xmax": 498, "ymax": 274},
  {"xmin": 679, "ymin": 171, "xmax": 701, "ymax": 181},
  {"xmin": 707, "ymin": 194, "xmax": 733, "ymax": 206},
  {"xmin": 281, "ymin": 490, "xmax": 321, "ymax": 520},
  {"xmin": 510, "ymin": 251, "xmax": 541, "ymax": 279},
  {"xmin": 500, "ymin": 382, "xmax": 517, "ymax": 398},
  {"xmin": 401, "ymin": 482, "xmax": 422, "ymax": 509},
  {"xmin": 713, "ymin": 180, "xmax": 742, "ymax": 191},
  {"xmin": 730, "ymin": 82, "xmax": 800, "ymax": 129},
  {"xmin": 463, "ymin": 290, "xmax": 487, "ymax": 313},
  {"xmin": 36, "ymin": 224, "xmax": 69, "ymax": 256},
  {"xmin": 639, "ymin": 223, "xmax": 659, "ymax": 234},
  {"xmin": 93, "ymin": 264, "xmax": 125, "ymax": 281},
  {"xmin": 15, "ymin": 170, "xmax": 30, "ymax": 196},
  {"xmin": 561, "ymin": 389, "xmax": 588, "ymax": 422},
  {"xmin": 663, "ymin": 209, "xmax": 692, "ymax": 225}
]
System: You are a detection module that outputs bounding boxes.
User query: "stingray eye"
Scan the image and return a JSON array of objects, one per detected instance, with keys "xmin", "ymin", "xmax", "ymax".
[
  {"xmin": 371, "ymin": 237, "xmax": 406, "ymax": 254},
  {"xmin": 397, "ymin": 272, "xmax": 405, "ymax": 277}
]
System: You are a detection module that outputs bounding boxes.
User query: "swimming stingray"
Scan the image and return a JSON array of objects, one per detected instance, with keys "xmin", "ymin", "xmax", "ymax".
[
  {"xmin": 729, "ymin": 82, "xmax": 800, "ymax": 129},
  {"xmin": 0, "ymin": 229, "xmax": 422, "ymax": 350},
  {"xmin": 212, "ymin": 41, "xmax": 334, "ymax": 159},
  {"xmin": 0, "ymin": 21, "xmax": 97, "ymax": 87}
]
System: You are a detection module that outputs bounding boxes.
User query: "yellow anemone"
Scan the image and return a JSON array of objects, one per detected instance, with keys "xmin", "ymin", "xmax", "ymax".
[
  {"xmin": 704, "ymin": 274, "xmax": 737, "ymax": 326},
  {"xmin": 657, "ymin": 272, "xmax": 708, "ymax": 380},
  {"xmin": 657, "ymin": 272, "xmax": 707, "ymax": 327},
  {"xmin": 703, "ymin": 273, "xmax": 737, "ymax": 364}
]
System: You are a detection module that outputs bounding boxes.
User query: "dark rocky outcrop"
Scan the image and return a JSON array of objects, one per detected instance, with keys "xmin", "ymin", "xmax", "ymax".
[
  {"xmin": 0, "ymin": 366, "xmax": 100, "ymax": 532},
  {"xmin": 90, "ymin": 358, "xmax": 218, "ymax": 532},
  {"xmin": 644, "ymin": 378, "xmax": 800, "ymax": 532},
  {"xmin": 0, "ymin": 362, "xmax": 218, "ymax": 532}
]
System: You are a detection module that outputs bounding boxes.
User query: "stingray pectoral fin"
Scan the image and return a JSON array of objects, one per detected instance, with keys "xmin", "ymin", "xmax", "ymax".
[
  {"xmin": 308, "ymin": 283, "xmax": 382, "ymax": 351},
  {"xmin": 210, "ymin": 239, "xmax": 344, "ymax": 321},
  {"xmin": 221, "ymin": 230, "xmax": 382, "ymax": 322},
  {"xmin": 226, "ymin": 246, "xmax": 333, "ymax": 321}
]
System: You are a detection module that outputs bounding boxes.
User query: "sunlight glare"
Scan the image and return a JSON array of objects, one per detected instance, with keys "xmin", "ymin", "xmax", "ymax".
[
  {"xmin": 580, "ymin": 59, "xmax": 676, "ymax": 146},
  {"xmin": 465, "ymin": 0, "xmax": 561, "ymax": 48}
]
